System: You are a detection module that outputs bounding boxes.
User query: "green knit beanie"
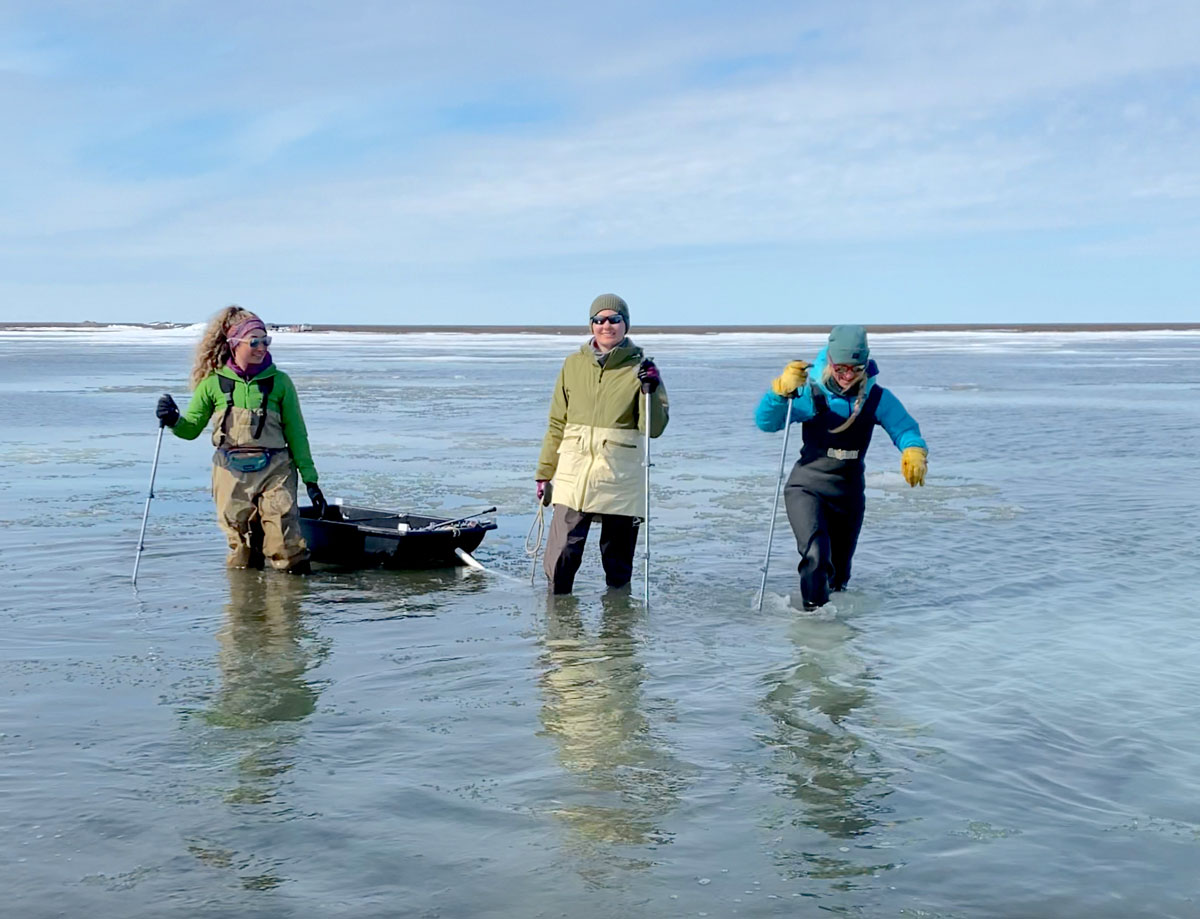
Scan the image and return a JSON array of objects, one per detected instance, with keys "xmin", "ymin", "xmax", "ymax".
[
  {"xmin": 589, "ymin": 293, "xmax": 630, "ymax": 328},
  {"xmin": 827, "ymin": 324, "xmax": 869, "ymax": 364}
]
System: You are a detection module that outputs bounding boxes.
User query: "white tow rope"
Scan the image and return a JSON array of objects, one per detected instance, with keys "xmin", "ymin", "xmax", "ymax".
[
  {"xmin": 455, "ymin": 547, "xmax": 526, "ymax": 584},
  {"xmin": 525, "ymin": 487, "xmax": 550, "ymax": 585},
  {"xmin": 454, "ymin": 548, "xmax": 488, "ymax": 570}
]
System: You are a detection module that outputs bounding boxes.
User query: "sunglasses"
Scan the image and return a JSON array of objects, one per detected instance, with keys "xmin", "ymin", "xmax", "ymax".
[
  {"xmin": 832, "ymin": 363, "xmax": 864, "ymax": 374},
  {"xmin": 233, "ymin": 336, "xmax": 272, "ymax": 348},
  {"xmin": 590, "ymin": 314, "xmax": 625, "ymax": 326}
]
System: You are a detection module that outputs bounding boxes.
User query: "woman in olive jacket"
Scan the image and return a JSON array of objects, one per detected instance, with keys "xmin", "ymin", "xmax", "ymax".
[{"xmin": 535, "ymin": 294, "xmax": 668, "ymax": 594}]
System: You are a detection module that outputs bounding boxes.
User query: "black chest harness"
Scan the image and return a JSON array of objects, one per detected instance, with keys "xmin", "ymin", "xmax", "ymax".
[
  {"xmin": 214, "ymin": 376, "xmax": 281, "ymax": 473},
  {"xmin": 217, "ymin": 374, "xmax": 275, "ymax": 444}
]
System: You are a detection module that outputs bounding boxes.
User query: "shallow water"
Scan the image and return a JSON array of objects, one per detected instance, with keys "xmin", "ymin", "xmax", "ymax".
[{"xmin": 2, "ymin": 327, "xmax": 1199, "ymax": 918}]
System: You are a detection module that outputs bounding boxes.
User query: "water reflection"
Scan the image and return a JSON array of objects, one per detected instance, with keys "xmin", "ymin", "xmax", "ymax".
[
  {"xmin": 759, "ymin": 612, "xmax": 895, "ymax": 880},
  {"xmin": 203, "ymin": 569, "xmax": 330, "ymax": 805},
  {"xmin": 537, "ymin": 589, "xmax": 684, "ymax": 877},
  {"xmin": 310, "ymin": 565, "xmax": 488, "ymax": 622}
]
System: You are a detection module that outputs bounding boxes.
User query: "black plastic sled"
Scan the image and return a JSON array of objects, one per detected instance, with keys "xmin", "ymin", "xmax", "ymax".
[{"xmin": 298, "ymin": 504, "xmax": 497, "ymax": 570}]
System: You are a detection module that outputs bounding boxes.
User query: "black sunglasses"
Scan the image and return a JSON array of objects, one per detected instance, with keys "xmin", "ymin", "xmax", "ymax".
[{"xmin": 590, "ymin": 314, "xmax": 625, "ymax": 325}]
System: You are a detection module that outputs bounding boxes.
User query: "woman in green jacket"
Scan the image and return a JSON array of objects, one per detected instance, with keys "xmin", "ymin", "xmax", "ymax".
[
  {"xmin": 155, "ymin": 306, "xmax": 326, "ymax": 573},
  {"xmin": 535, "ymin": 294, "xmax": 668, "ymax": 594}
]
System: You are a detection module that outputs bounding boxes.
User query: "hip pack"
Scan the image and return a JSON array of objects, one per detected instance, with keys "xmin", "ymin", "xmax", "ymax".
[{"xmin": 214, "ymin": 447, "xmax": 283, "ymax": 474}]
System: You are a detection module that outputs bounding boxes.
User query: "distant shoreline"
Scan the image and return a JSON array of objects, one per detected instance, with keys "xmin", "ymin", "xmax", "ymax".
[{"xmin": 2, "ymin": 321, "xmax": 1198, "ymax": 334}]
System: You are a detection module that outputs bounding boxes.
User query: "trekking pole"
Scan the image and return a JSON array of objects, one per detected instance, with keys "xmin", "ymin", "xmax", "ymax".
[
  {"xmin": 756, "ymin": 396, "xmax": 795, "ymax": 610},
  {"xmin": 132, "ymin": 423, "xmax": 166, "ymax": 585},
  {"xmin": 642, "ymin": 371, "xmax": 654, "ymax": 607}
]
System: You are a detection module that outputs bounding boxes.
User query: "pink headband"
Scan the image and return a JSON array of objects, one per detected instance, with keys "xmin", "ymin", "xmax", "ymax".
[{"xmin": 227, "ymin": 318, "xmax": 267, "ymax": 342}]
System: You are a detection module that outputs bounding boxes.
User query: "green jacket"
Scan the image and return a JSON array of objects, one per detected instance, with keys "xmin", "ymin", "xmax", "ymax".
[
  {"xmin": 536, "ymin": 338, "xmax": 668, "ymax": 515},
  {"xmin": 171, "ymin": 365, "xmax": 319, "ymax": 484}
]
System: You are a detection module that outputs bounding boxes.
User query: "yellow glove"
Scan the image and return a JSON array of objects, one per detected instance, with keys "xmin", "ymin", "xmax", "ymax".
[
  {"xmin": 771, "ymin": 360, "xmax": 810, "ymax": 397},
  {"xmin": 901, "ymin": 447, "xmax": 927, "ymax": 487}
]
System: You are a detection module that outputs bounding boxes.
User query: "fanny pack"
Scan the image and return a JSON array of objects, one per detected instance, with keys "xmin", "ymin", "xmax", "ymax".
[{"xmin": 214, "ymin": 447, "xmax": 284, "ymax": 474}]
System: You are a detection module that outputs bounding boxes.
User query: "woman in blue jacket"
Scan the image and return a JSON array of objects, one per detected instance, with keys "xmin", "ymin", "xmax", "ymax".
[{"xmin": 756, "ymin": 325, "xmax": 928, "ymax": 609}]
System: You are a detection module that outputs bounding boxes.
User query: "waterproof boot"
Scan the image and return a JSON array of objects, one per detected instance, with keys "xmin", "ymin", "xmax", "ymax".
[
  {"xmin": 247, "ymin": 524, "xmax": 265, "ymax": 569},
  {"xmin": 790, "ymin": 591, "xmax": 827, "ymax": 612},
  {"xmin": 226, "ymin": 545, "xmax": 259, "ymax": 568}
]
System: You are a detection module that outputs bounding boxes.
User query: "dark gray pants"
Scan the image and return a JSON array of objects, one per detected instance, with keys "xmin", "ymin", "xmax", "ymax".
[
  {"xmin": 543, "ymin": 506, "xmax": 640, "ymax": 594},
  {"xmin": 783, "ymin": 466, "xmax": 865, "ymax": 609}
]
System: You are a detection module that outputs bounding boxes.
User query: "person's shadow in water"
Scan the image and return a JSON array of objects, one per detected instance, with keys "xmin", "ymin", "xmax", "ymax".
[
  {"xmin": 758, "ymin": 611, "xmax": 897, "ymax": 880},
  {"xmin": 537, "ymin": 589, "xmax": 687, "ymax": 880},
  {"xmin": 202, "ymin": 568, "xmax": 331, "ymax": 805}
]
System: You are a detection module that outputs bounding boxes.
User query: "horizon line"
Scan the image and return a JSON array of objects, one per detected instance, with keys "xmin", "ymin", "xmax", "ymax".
[{"xmin": 2, "ymin": 321, "xmax": 1199, "ymax": 334}]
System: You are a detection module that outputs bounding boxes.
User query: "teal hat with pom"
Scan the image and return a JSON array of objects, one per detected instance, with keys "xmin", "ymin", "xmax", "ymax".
[{"xmin": 827, "ymin": 325, "xmax": 869, "ymax": 364}]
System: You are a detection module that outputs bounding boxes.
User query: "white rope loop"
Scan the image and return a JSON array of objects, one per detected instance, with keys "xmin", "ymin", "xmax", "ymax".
[{"xmin": 525, "ymin": 496, "xmax": 547, "ymax": 585}]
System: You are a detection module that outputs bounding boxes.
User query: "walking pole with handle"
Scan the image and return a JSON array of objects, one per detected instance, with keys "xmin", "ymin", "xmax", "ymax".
[
  {"xmin": 756, "ymin": 395, "xmax": 795, "ymax": 610},
  {"xmin": 641, "ymin": 362, "xmax": 655, "ymax": 607},
  {"xmin": 132, "ymin": 422, "xmax": 166, "ymax": 585}
]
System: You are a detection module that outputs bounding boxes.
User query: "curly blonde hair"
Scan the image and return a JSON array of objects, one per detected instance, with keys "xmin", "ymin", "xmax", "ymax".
[{"xmin": 190, "ymin": 305, "xmax": 260, "ymax": 388}]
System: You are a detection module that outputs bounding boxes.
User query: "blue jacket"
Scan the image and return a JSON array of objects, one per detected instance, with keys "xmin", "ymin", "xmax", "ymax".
[{"xmin": 754, "ymin": 347, "xmax": 927, "ymax": 453}]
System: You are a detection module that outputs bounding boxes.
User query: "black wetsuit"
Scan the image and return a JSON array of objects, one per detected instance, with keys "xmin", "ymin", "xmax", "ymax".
[{"xmin": 783, "ymin": 384, "xmax": 883, "ymax": 609}]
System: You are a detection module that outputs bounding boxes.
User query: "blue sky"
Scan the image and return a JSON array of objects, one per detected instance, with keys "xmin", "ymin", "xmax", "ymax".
[{"xmin": 1, "ymin": 0, "xmax": 1197, "ymax": 325}]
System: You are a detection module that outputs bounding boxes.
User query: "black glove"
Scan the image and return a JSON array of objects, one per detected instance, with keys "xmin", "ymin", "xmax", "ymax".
[
  {"xmin": 306, "ymin": 482, "xmax": 328, "ymax": 518},
  {"xmin": 637, "ymin": 359, "xmax": 661, "ymax": 394},
  {"xmin": 156, "ymin": 393, "xmax": 180, "ymax": 427}
]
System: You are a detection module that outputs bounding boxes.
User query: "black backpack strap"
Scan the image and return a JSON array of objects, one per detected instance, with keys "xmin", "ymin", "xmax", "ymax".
[
  {"xmin": 216, "ymin": 374, "xmax": 275, "ymax": 443},
  {"xmin": 864, "ymin": 383, "xmax": 884, "ymax": 419},
  {"xmin": 252, "ymin": 376, "xmax": 275, "ymax": 440},
  {"xmin": 217, "ymin": 375, "xmax": 237, "ymax": 446},
  {"xmin": 809, "ymin": 385, "xmax": 827, "ymax": 415}
]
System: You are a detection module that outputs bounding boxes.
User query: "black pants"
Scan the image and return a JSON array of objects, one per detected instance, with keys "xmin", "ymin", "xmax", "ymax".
[
  {"xmin": 783, "ymin": 464, "xmax": 865, "ymax": 609},
  {"xmin": 543, "ymin": 506, "xmax": 640, "ymax": 594}
]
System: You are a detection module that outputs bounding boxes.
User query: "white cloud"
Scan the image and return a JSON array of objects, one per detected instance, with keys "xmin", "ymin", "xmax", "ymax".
[{"xmin": 1, "ymin": 0, "xmax": 1198, "ymax": 269}]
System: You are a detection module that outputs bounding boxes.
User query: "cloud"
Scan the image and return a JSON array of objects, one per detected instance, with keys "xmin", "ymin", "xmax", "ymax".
[{"xmin": 1, "ymin": 0, "xmax": 1198, "ymax": 281}]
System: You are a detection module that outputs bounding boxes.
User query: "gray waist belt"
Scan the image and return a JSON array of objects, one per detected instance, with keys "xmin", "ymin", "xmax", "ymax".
[{"xmin": 827, "ymin": 448, "xmax": 860, "ymax": 460}]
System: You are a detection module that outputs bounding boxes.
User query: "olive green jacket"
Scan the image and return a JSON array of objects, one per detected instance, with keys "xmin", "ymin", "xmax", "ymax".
[
  {"xmin": 170, "ymin": 365, "xmax": 319, "ymax": 484},
  {"xmin": 536, "ymin": 339, "xmax": 668, "ymax": 516}
]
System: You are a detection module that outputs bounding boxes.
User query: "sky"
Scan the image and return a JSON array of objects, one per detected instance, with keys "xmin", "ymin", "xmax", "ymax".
[{"xmin": 1, "ymin": 0, "xmax": 1197, "ymax": 325}]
